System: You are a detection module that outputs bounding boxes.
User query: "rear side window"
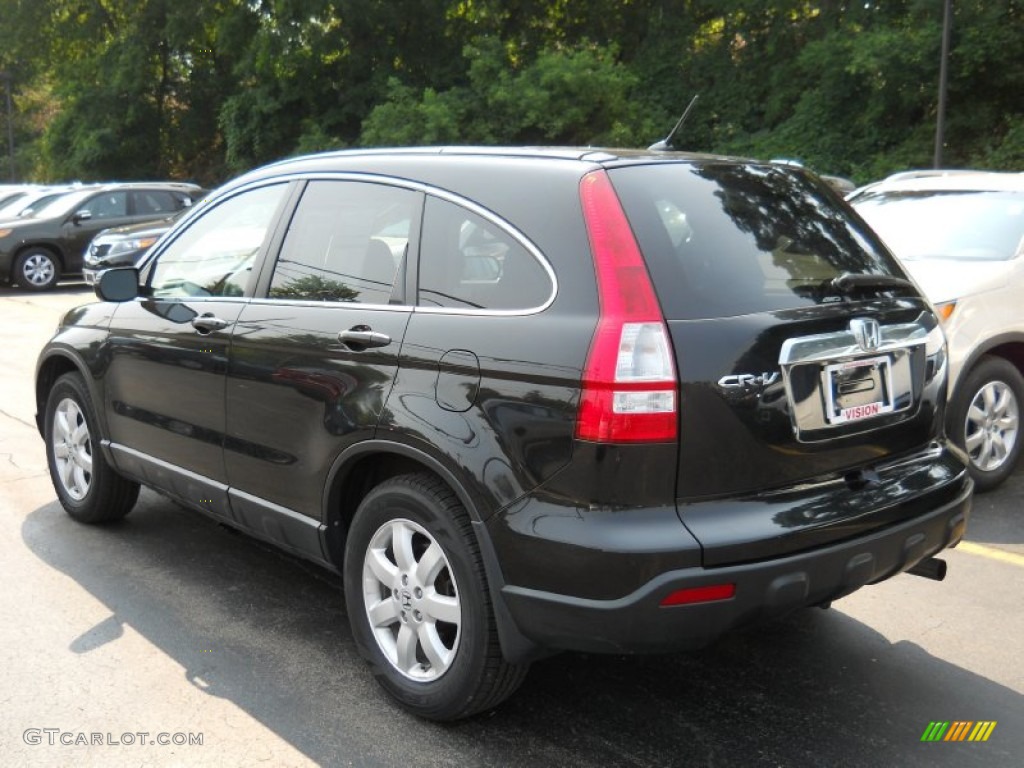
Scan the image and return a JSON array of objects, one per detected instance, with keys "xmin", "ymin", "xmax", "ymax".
[
  {"xmin": 269, "ymin": 180, "xmax": 418, "ymax": 304},
  {"xmin": 133, "ymin": 190, "xmax": 187, "ymax": 215},
  {"xmin": 418, "ymin": 196, "xmax": 552, "ymax": 311},
  {"xmin": 610, "ymin": 163, "xmax": 903, "ymax": 320}
]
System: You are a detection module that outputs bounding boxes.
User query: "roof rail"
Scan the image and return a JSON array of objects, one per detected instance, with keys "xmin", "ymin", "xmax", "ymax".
[{"xmin": 884, "ymin": 169, "xmax": 995, "ymax": 183}]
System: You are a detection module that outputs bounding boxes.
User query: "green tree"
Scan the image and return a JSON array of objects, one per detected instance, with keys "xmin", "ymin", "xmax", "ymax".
[
  {"xmin": 1, "ymin": 1, "xmax": 1021, "ymax": 185},
  {"xmin": 361, "ymin": 37, "xmax": 640, "ymax": 147}
]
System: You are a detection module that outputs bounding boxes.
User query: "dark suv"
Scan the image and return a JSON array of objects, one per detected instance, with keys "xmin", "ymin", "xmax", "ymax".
[
  {"xmin": 35, "ymin": 148, "xmax": 971, "ymax": 720},
  {"xmin": 1, "ymin": 182, "xmax": 203, "ymax": 290}
]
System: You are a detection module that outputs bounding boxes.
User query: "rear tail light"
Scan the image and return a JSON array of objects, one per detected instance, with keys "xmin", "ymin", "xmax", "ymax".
[{"xmin": 576, "ymin": 171, "xmax": 678, "ymax": 443}]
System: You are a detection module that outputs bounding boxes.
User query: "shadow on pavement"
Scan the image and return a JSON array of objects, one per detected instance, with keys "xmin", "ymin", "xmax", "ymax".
[{"xmin": 23, "ymin": 491, "xmax": 1023, "ymax": 767}]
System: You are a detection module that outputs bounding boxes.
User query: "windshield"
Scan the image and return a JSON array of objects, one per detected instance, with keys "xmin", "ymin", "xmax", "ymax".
[
  {"xmin": 0, "ymin": 190, "xmax": 68, "ymax": 220},
  {"xmin": 0, "ymin": 197, "xmax": 30, "ymax": 220},
  {"xmin": 853, "ymin": 190, "xmax": 1024, "ymax": 262},
  {"xmin": 31, "ymin": 189, "xmax": 98, "ymax": 220}
]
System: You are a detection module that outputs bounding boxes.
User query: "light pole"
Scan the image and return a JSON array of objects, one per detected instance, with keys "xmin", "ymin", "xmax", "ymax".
[
  {"xmin": 0, "ymin": 71, "xmax": 14, "ymax": 181},
  {"xmin": 933, "ymin": 0, "xmax": 953, "ymax": 168}
]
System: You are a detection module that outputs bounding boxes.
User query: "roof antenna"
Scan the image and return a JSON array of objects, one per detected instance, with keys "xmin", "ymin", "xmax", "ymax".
[{"xmin": 648, "ymin": 95, "xmax": 699, "ymax": 151}]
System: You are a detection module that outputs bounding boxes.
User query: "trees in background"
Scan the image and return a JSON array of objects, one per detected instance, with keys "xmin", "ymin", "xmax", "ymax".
[{"xmin": 0, "ymin": 0, "xmax": 1020, "ymax": 186}]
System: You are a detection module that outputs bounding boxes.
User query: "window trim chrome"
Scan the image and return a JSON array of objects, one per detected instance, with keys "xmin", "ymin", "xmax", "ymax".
[{"xmin": 198, "ymin": 171, "xmax": 558, "ymax": 316}]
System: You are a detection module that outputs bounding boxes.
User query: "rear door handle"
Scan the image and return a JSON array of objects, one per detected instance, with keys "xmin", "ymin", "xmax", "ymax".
[
  {"xmin": 338, "ymin": 326, "xmax": 391, "ymax": 349},
  {"xmin": 192, "ymin": 313, "xmax": 230, "ymax": 333}
]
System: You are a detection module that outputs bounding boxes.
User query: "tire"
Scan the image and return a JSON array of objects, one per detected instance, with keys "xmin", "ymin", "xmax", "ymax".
[
  {"xmin": 15, "ymin": 248, "xmax": 61, "ymax": 291},
  {"xmin": 44, "ymin": 372, "xmax": 140, "ymax": 523},
  {"xmin": 950, "ymin": 356, "xmax": 1024, "ymax": 492},
  {"xmin": 344, "ymin": 473, "xmax": 529, "ymax": 720}
]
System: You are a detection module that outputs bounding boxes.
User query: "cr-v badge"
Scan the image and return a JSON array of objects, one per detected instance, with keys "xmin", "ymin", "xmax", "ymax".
[{"xmin": 717, "ymin": 372, "xmax": 780, "ymax": 392}]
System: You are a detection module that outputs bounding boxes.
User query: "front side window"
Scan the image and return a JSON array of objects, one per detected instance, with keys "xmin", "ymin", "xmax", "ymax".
[
  {"xmin": 269, "ymin": 180, "xmax": 418, "ymax": 304},
  {"xmin": 149, "ymin": 183, "xmax": 287, "ymax": 298},
  {"xmin": 418, "ymin": 196, "xmax": 552, "ymax": 310},
  {"xmin": 81, "ymin": 191, "xmax": 128, "ymax": 219}
]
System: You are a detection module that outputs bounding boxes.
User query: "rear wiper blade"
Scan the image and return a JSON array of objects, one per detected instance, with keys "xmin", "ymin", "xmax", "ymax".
[{"xmin": 829, "ymin": 272, "xmax": 915, "ymax": 295}]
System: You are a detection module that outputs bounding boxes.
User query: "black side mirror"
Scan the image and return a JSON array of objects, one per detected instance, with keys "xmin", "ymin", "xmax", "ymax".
[
  {"xmin": 96, "ymin": 267, "xmax": 140, "ymax": 302},
  {"xmin": 71, "ymin": 210, "xmax": 93, "ymax": 225}
]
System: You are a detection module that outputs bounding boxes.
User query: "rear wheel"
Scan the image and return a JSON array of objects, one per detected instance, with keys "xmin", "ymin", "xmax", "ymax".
[
  {"xmin": 343, "ymin": 473, "xmax": 528, "ymax": 720},
  {"xmin": 15, "ymin": 248, "xmax": 61, "ymax": 291},
  {"xmin": 951, "ymin": 356, "xmax": 1024, "ymax": 492},
  {"xmin": 44, "ymin": 372, "xmax": 139, "ymax": 522}
]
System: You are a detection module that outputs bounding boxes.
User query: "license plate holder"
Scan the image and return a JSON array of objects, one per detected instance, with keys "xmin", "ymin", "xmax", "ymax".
[{"xmin": 822, "ymin": 355, "xmax": 895, "ymax": 425}]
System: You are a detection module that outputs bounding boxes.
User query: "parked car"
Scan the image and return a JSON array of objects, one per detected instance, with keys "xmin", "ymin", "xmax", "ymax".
[
  {"xmin": 82, "ymin": 208, "xmax": 193, "ymax": 284},
  {"xmin": 850, "ymin": 171, "xmax": 1024, "ymax": 490},
  {"xmin": 0, "ymin": 184, "xmax": 38, "ymax": 210},
  {"xmin": 0, "ymin": 185, "xmax": 89, "ymax": 222},
  {"xmin": 36, "ymin": 147, "xmax": 971, "ymax": 720},
  {"xmin": 0, "ymin": 182, "xmax": 204, "ymax": 290}
]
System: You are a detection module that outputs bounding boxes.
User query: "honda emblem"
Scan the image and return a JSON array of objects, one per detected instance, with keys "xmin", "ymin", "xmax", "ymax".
[{"xmin": 850, "ymin": 318, "xmax": 881, "ymax": 352}]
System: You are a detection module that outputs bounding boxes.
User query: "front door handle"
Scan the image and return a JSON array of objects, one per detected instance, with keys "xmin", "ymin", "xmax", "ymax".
[
  {"xmin": 192, "ymin": 313, "xmax": 230, "ymax": 333},
  {"xmin": 338, "ymin": 326, "xmax": 392, "ymax": 349}
]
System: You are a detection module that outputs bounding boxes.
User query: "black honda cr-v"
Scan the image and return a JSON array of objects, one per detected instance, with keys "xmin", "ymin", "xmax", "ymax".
[{"xmin": 35, "ymin": 147, "xmax": 972, "ymax": 720}]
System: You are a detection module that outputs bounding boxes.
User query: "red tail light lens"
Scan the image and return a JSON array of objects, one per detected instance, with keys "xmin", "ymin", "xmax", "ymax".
[{"xmin": 576, "ymin": 170, "xmax": 678, "ymax": 443}]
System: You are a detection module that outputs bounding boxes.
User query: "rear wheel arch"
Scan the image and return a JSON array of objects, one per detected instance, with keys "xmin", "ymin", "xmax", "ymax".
[{"xmin": 322, "ymin": 443, "xmax": 487, "ymax": 569}]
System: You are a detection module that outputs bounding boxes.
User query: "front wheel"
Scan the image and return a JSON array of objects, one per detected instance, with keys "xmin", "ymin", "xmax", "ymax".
[
  {"xmin": 15, "ymin": 248, "xmax": 61, "ymax": 291},
  {"xmin": 343, "ymin": 473, "xmax": 528, "ymax": 720},
  {"xmin": 951, "ymin": 356, "xmax": 1024, "ymax": 492},
  {"xmin": 44, "ymin": 372, "xmax": 140, "ymax": 522}
]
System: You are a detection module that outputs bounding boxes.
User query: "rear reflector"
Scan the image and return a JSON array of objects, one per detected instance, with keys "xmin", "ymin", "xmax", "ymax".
[
  {"xmin": 660, "ymin": 584, "xmax": 736, "ymax": 607},
  {"xmin": 577, "ymin": 171, "xmax": 678, "ymax": 443}
]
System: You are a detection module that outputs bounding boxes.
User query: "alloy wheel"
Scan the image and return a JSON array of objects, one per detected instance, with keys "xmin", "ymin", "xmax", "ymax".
[
  {"xmin": 22, "ymin": 253, "xmax": 56, "ymax": 287},
  {"xmin": 964, "ymin": 380, "xmax": 1020, "ymax": 472},
  {"xmin": 51, "ymin": 397, "xmax": 93, "ymax": 500},
  {"xmin": 361, "ymin": 518, "xmax": 461, "ymax": 682}
]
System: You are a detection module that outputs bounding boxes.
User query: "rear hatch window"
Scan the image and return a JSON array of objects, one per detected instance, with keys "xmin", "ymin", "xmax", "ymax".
[{"xmin": 609, "ymin": 162, "xmax": 906, "ymax": 320}]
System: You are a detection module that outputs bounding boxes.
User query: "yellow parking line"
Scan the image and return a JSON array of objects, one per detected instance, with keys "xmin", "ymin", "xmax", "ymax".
[{"xmin": 957, "ymin": 541, "xmax": 1024, "ymax": 568}]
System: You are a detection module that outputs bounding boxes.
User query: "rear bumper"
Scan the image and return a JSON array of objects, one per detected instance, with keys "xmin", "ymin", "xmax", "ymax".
[{"xmin": 498, "ymin": 477, "xmax": 971, "ymax": 655}]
